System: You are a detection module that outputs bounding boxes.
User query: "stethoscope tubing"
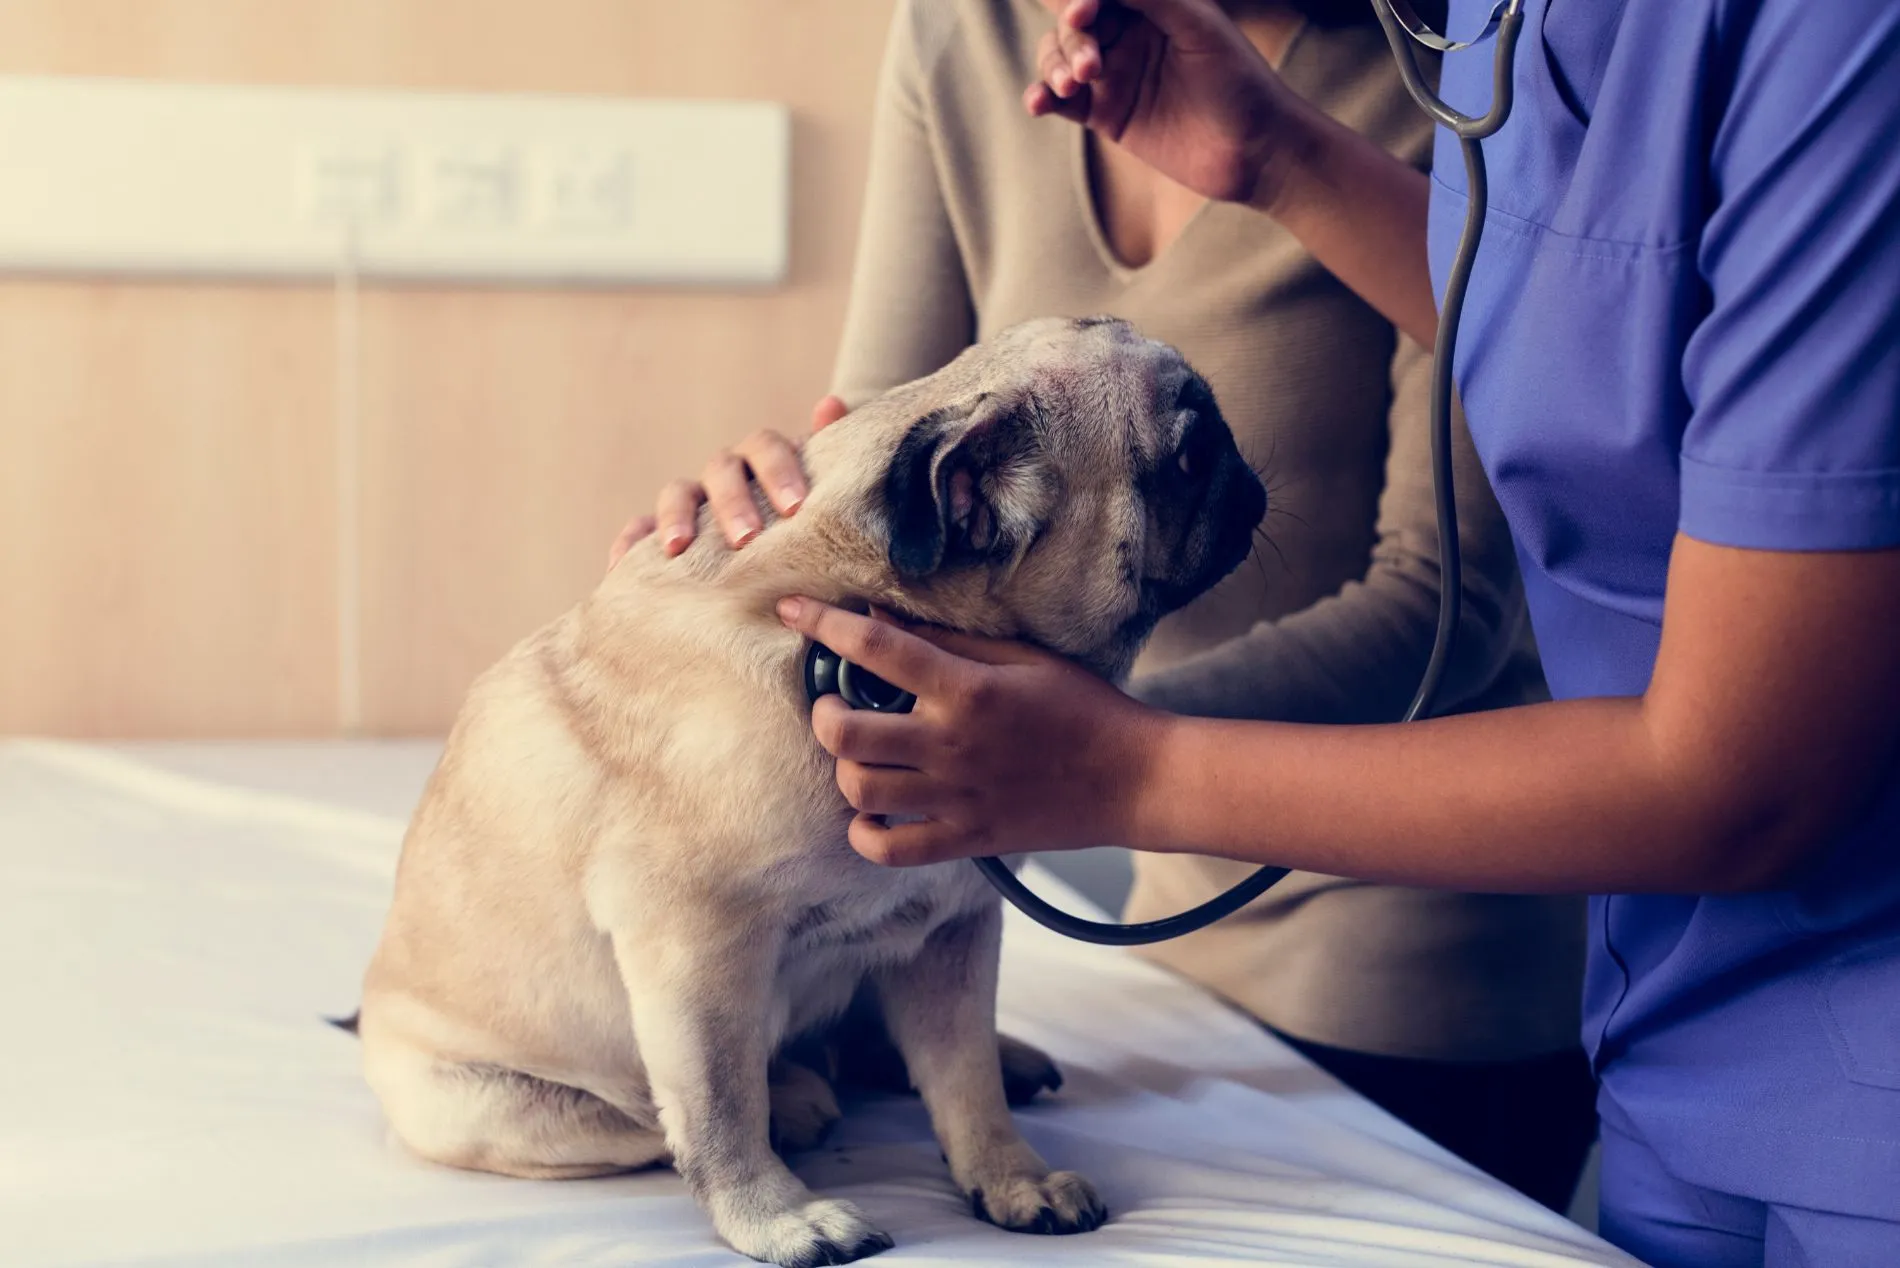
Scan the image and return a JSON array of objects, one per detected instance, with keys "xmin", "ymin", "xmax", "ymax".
[{"xmin": 968, "ymin": 1, "xmax": 1527, "ymax": 946}]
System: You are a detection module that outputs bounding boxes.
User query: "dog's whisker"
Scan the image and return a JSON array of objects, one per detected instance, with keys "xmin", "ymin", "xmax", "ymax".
[
  {"xmin": 1253, "ymin": 524, "xmax": 1291, "ymax": 576},
  {"xmin": 1264, "ymin": 502, "xmax": 1310, "ymax": 531}
]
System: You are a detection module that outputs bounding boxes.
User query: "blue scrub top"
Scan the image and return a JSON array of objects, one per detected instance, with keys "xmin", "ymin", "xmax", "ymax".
[{"xmin": 1431, "ymin": 0, "xmax": 1900, "ymax": 1215}]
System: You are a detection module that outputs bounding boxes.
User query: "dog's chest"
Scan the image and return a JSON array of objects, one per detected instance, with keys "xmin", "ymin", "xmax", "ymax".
[{"xmin": 769, "ymin": 861, "xmax": 991, "ymax": 1036}]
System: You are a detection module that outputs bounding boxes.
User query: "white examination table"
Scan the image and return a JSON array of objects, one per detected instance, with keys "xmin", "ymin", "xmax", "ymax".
[{"xmin": 1, "ymin": 739, "xmax": 1637, "ymax": 1267}]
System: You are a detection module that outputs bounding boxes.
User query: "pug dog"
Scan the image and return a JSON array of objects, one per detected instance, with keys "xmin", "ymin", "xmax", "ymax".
[{"xmin": 349, "ymin": 315, "xmax": 1267, "ymax": 1267}]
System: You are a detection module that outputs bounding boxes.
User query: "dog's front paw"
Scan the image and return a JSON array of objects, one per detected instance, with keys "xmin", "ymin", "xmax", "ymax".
[
  {"xmin": 732, "ymin": 1198, "xmax": 894, "ymax": 1267},
  {"xmin": 969, "ymin": 1170, "xmax": 1106, "ymax": 1235},
  {"xmin": 998, "ymin": 1033, "xmax": 1062, "ymax": 1106}
]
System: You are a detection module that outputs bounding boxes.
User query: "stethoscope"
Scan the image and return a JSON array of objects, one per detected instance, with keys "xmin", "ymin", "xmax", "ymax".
[{"xmin": 807, "ymin": 0, "xmax": 1528, "ymax": 946}]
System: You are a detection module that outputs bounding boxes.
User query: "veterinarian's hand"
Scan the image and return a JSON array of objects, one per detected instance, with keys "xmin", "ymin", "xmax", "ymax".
[
  {"xmin": 777, "ymin": 597, "xmax": 1171, "ymax": 866},
  {"xmin": 1024, "ymin": 0, "xmax": 1302, "ymax": 206},
  {"xmin": 605, "ymin": 395, "xmax": 847, "ymax": 569}
]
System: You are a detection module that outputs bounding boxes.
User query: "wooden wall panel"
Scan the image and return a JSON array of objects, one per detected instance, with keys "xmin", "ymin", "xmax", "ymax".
[
  {"xmin": 353, "ymin": 289, "xmax": 863, "ymax": 732},
  {"xmin": 0, "ymin": 0, "xmax": 895, "ymax": 737},
  {"xmin": 0, "ymin": 283, "xmax": 339, "ymax": 736}
]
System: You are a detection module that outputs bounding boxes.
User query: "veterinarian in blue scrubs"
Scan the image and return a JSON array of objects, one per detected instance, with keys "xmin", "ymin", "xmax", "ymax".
[{"xmin": 756, "ymin": 1, "xmax": 1900, "ymax": 1263}]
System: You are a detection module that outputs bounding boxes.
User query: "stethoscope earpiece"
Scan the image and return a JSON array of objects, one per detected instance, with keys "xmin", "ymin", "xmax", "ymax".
[{"xmin": 803, "ymin": 641, "xmax": 916, "ymax": 714}]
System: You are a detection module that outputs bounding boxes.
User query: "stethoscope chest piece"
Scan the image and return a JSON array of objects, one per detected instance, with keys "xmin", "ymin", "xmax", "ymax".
[{"xmin": 803, "ymin": 641, "xmax": 917, "ymax": 714}]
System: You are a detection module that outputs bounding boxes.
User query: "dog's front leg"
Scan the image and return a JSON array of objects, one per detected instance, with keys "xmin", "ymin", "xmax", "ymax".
[
  {"xmin": 873, "ymin": 904, "xmax": 1106, "ymax": 1235},
  {"xmin": 613, "ymin": 921, "xmax": 892, "ymax": 1267}
]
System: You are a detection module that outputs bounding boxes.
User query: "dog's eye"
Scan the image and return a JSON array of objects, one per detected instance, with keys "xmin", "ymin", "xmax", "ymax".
[{"xmin": 1173, "ymin": 422, "xmax": 1215, "ymax": 482}]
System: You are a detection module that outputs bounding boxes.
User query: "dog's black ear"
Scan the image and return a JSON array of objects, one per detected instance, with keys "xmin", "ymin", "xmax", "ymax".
[
  {"xmin": 883, "ymin": 398, "xmax": 1039, "ymax": 582},
  {"xmin": 884, "ymin": 408, "xmax": 955, "ymax": 579}
]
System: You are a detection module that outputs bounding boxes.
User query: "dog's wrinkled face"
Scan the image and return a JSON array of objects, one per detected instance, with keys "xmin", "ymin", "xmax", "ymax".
[{"xmin": 858, "ymin": 316, "xmax": 1267, "ymax": 681}]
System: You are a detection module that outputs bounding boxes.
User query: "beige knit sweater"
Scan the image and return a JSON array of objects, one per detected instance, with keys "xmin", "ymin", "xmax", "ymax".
[{"xmin": 830, "ymin": 0, "xmax": 1584, "ymax": 1060}]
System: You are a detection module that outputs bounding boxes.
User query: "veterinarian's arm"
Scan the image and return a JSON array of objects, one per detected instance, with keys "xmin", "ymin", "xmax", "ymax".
[
  {"xmin": 779, "ymin": 541, "xmax": 1900, "ymax": 893},
  {"xmin": 1027, "ymin": 0, "xmax": 1438, "ymax": 347},
  {"xmin": 1130, "ymin": 337, "xmax": 1532, "ymax": 725}
]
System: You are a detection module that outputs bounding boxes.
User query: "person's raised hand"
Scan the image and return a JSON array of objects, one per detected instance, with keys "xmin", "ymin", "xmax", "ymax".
[
  {"xmin": 1024, "ymin": 0, "xmax": 1300, "ymax": 206},
  {"xmin": 775, "ymin": 597, "xmax": 1169, "ymax": 866},
  {"xmin": 606, "ymin": 395, "xmax": 848, "ymax": 570}
]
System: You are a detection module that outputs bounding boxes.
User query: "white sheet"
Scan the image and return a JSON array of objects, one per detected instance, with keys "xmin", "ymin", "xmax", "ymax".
[{"xmin": 1, "ymin": 739, "xmax": 1636, "ymax": 1267}]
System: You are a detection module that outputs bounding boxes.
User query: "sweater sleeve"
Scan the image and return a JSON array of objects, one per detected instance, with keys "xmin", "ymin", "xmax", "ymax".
[
  {"xmin": 827, "ymin": 0, "xmax": 977, "ymax": 410},
  {"xmin": 1129, "ymin": 335, "xmax": 1533, "ymax": 724}
]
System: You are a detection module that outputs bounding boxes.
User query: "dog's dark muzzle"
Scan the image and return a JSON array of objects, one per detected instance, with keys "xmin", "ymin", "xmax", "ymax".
[{"xmin": 1147, "ymin": 462, "xmax": 1267, "ymax": 617}]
